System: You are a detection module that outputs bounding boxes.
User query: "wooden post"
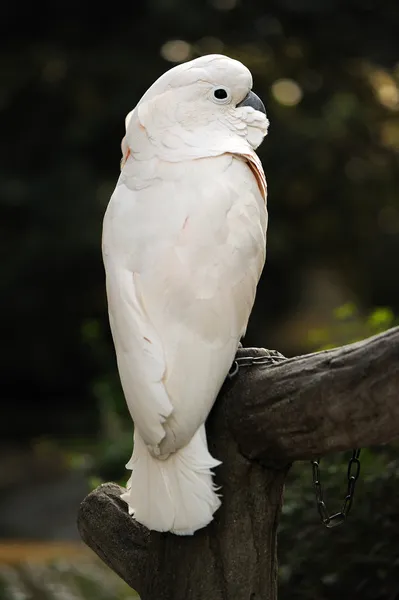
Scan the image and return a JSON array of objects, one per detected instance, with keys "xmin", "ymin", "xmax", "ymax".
[{"xmin": 78, "ymin": 328, "xmax": 399, "ymax": 599}]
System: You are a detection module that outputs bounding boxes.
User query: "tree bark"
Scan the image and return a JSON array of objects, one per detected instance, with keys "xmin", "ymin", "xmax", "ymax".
[
  {"xmin": 227, "ymin": 327, "xmax": 399, "ymax": 466},
  {"xmin": 77, "ymin": 327, "xmax": 399, "ymax": 600},
  {"xmin": 78, "ymin": 399, "xmax": 288, "ymax": 600}
]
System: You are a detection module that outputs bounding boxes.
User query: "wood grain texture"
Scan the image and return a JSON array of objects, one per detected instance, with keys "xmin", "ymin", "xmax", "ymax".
[{"xmin": 227, "ymin": 327, "xmax": 399, "ymax": 465}]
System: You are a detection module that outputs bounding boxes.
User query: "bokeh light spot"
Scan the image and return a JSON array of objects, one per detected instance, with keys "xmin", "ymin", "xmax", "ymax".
[
  {"xmin": 377, "ymin": 83, "xmax": 399, "ymax": 110},
  {"xmin": 364, "ymin": 65, "xmax": 399, "ymax": 110},
  {"xmin": 271, "ymin": 79, "xmax": 303, "ymax": 106},
  {"xmin": 160, "ymin": 40, "xmax": 192, "ymax": 63}
]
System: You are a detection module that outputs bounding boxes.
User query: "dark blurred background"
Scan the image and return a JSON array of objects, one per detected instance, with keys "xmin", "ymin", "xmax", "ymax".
[{"xmin": 1, "ymin": 1, "xmax": 399, "ymax": 598}]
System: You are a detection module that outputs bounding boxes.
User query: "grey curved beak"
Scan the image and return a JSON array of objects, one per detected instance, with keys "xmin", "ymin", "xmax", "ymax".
[{"xmin": 237, "ymin": 90, "xmax": 266, "ymax": 114}]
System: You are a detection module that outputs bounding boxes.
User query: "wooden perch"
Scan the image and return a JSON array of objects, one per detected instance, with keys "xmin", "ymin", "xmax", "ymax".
[
  {"xmin": 78, "ymin": 327, "xmax": 399, "ymax": 600},
  {"xmin": 228, "ymin": 326, "xmax": 399, "ymax": 465}
]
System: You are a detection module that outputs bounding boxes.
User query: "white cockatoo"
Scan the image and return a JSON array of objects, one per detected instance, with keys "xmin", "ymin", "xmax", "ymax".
[{"xmin": 102, "ymin": 54, "xmax": 269, "ymax": 535}]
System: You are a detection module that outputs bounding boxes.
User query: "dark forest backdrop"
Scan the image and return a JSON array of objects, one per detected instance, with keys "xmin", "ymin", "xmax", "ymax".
[{"xmin": 1, "ymin": 1, "xmax": 399, "ymax": 598}]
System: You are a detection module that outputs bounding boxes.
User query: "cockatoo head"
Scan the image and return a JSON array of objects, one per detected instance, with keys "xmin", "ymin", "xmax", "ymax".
[{"xmin": 121, "ymin": 54, "xmax": 269, "ymax": 167}]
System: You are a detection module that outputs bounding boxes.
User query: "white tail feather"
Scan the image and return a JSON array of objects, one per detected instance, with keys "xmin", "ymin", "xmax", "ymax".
[{"xmin": 121, "ymin": 426, "xmax": 221, "ymax": 535}]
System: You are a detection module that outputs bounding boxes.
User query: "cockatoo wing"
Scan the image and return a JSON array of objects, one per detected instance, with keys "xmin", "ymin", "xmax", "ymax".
[{"xmin": 102, "ymin": 261, "xmax": 173, "ymax": 448}]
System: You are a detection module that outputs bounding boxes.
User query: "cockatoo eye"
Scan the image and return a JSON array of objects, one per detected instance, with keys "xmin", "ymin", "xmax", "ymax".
[{"xmin": 212, "ymin": 86, "xmax": 231, "ymax": 104}]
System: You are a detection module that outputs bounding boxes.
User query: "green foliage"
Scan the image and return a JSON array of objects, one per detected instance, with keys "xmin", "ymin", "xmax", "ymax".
[
  {"xmin": 367, "ymin": 307, "xmax": 395, "ymax": 331},
  {"xmin": 307, "ymin": 304, "xmax": 397, "ymax": 350}
]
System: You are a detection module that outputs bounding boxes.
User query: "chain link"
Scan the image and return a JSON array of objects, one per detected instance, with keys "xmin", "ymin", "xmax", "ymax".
[
  {"xmin": 227, "ymin": 349, "xmax": 361, "ymax": 529},
  {"xmin": 311, "ymin": 450, "xmax": 361, "ymax": 528},
  {"xmin": 227, "ymin": 349, "xmax": 287, "ymax": 378}
]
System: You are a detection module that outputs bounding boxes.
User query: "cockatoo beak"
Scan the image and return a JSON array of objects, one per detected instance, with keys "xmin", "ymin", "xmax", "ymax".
[
  {"xmin": 237, "ymin": 91, "xmax": 266, "ymax": 115},
  {"xmin": 120, "ymin": 136, "xmax": 131, "ymax": 170}
]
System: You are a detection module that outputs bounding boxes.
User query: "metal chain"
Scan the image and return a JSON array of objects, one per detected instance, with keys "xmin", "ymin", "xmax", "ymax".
[
  {"xmin": 227, "ymin": 349, "xmax": 362, "ymax": 529},
  {"xmin": 227, "ymin": 349, "xmax": 287, "ymax": 378},
  {"xmin": 311, "ymin": 450, "xmax": 361, "ymax": 528}
]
